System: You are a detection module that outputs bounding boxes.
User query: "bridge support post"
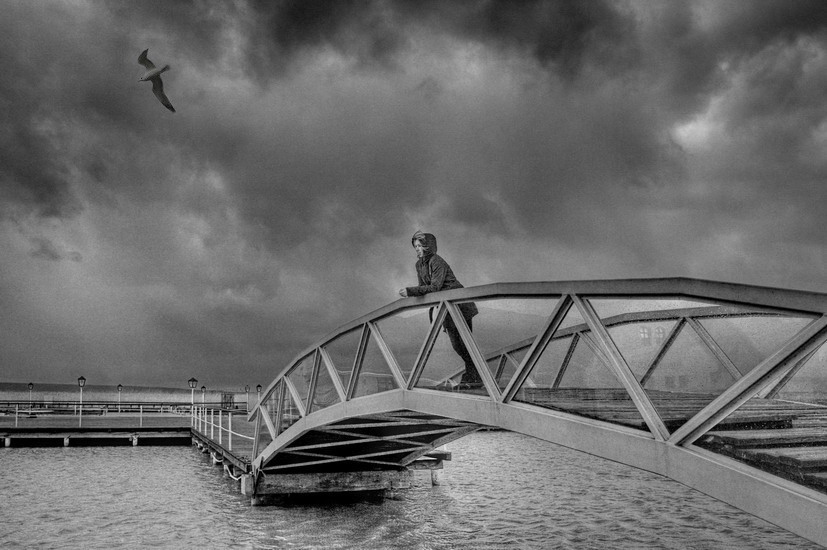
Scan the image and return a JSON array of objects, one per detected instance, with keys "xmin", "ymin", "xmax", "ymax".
[
  {"xmin": 63, "ymin": 437, "xmax": 69, "ymax": 447},
  {"xmin": 430, "ymin": 469, "xmax": 442, "ymax": 486},
  {"xmin": 240, "ymin": 474, "xmax": 255, "ymax": 497},
  {"xmin": 4, "ymin": 437, "xmax": 10, "ymax": 448}
]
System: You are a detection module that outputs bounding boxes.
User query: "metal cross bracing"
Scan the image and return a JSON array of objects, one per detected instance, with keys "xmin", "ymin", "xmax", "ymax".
[{"xmin": 247, "ymin": 278, "xmax": 827, "ymax": 546}]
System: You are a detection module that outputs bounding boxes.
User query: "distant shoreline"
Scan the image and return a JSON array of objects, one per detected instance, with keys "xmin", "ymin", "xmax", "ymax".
[{"xmin": 0, "ymin": 381, "xmax": 250, "ymax": 406}]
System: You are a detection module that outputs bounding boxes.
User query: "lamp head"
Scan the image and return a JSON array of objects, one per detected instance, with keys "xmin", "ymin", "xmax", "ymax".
[{"xmin": 77, "ymin": 376, "xmax": 86, "ymax": 388}]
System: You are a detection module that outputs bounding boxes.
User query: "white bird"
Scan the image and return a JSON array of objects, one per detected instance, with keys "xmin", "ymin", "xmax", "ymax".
[{"xmin": 138, "ymin": 49, "xmax": 175, "ymax": 113}]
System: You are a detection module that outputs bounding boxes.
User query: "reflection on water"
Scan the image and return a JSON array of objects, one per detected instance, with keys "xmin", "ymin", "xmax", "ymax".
[{"xmin": 0, "ymin": 431, "xmax": 819, "ymax": 549}]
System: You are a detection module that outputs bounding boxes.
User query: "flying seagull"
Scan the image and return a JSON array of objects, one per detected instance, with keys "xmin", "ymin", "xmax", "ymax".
[{"xmin": 138, "ymin": 49, "xmax": 175, "ymax": 113}]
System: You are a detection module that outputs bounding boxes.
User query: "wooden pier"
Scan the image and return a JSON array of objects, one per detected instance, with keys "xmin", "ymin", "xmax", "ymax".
[{"xmin": 2, "ymin": 426, "xmax": 192, "ymax": 447}]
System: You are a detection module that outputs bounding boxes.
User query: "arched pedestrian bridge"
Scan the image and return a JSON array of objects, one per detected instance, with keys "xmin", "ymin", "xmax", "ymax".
[{"xmin": 246, "ymin": 278, "xmax": 827, "ymax": 545}]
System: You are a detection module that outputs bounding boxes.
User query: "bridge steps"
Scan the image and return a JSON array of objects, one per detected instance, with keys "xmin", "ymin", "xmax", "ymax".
[
  {"xmin": 1, "ymin": 427, "xmax": 192, "ymax": 447},
  {"xmin": 519, "ymin": 388, "xmax": 826, "ymax": 431},
  {"xmin": 731, "ymin": 446, "xmax": 827, "ymax": 469},
  {"xmin": 700, "ymin": 418, "xmax": 827, "ymax": 493}
]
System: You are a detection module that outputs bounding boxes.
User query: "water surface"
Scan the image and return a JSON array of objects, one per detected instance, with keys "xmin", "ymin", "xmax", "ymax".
[{"xmin": 0, "ymin": 431, "xmax": 819, "ymax": 549}]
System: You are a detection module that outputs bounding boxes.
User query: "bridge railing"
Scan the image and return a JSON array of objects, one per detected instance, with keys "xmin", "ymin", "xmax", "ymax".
[{"xmin": 247, "ymin": 278, "xmax": 827, "ymax": 490}]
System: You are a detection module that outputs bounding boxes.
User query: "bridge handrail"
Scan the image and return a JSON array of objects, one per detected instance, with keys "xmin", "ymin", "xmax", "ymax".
[
  {"xmin": 289, "ymin": 279, "xmax": 827, "ymax": 376},
  {"xmin": 249, "ymin": 277, "xmax": 827, "ymax": 424}
]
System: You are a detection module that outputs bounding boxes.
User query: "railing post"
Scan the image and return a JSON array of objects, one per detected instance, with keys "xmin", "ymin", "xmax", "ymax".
[
  {"xmin": 218, "ymin": 410, "xmax": 223, "ymax": 445},
  {"xmin": 210, "ymin": 408, "xmax": 214, "ymax": 440},
  {"xmin": 140, "ymin": 405, "xmax": 143, "ymax": 427},
  {"xmin": 228, "ymin": 412, "xmax": 233, "ymax": 451},
  {"xmin": 14, "ymin": 404, "xmax": 18, "ymax": 428}
]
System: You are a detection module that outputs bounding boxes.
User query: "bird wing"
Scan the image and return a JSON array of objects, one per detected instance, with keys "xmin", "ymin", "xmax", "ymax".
[
  {"xmin": 138, "ymin": 49, "xmax": 156, "ymax": 70},
  {"xmin": 151, "ymin": 77, "xmax": 175, "ymax": 113}
]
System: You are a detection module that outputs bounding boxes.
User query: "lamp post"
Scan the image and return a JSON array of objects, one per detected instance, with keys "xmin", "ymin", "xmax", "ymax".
[
  {"xmin": 245, "ymin": 385, "xmax": 250, "ymax": 412},
  {"xmin": 28, "ymin": 382, "xmax": 33, "ymax": 409},
  {"xmin": 117, "ymin": 384, "xmax": 123, "ymax": 413},
  {"xmin": 201, "ymin": 385, "xmax": 206, "ymax": 404},
  {"xmin": 188, "ymin": 377, "xmax": 197, "ymax": 409},
  {"xmin": 77, "ymin": 376, "xmax": 86, "ymax": 427}
]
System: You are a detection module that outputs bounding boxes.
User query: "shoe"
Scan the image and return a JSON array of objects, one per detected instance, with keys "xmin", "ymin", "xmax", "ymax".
[
  {"xmin": 460, "ymin": 372, "xmax": 482, "ymax": 384},
  {"xmin": 461, "ymin": 376, "xmax": 483, "ymax": 385},
  {"xmin": 454, "ymin": 381, "xmax": 484, "ymax": 392}
]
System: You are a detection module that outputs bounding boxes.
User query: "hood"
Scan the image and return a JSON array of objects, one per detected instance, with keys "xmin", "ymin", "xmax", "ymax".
[{"xmin": 411, "ymin": 230, "xmax": 437, "ymax": 256}]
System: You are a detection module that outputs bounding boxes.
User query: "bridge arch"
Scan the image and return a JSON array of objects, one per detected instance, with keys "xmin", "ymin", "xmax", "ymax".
[{"xmin": 248, "ymin": 278, "xmax": 827, "ymax": 545}]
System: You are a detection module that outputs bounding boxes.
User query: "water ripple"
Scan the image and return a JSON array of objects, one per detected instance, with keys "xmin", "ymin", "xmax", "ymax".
[{"xmin": 0, "ymin": 433, "xmax": 822, "ymax": 549}]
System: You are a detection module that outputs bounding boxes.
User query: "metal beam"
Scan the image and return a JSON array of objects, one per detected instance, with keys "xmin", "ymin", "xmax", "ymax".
[
  {"xmin": 368, "ymin": 321, "xmax": 407, "ymax": 389},
  {"xmin": 573, "ymin": 295, "xmax": 670, "ymax": 441},
  {"xmin": 408, "ymin": 302, "xmax": 448, "ymax": 389},
  {"xmin": 283, "ymin": 376, "xmax": 306, "ymax": 418},
  {"xmin": 347, "ymin": 324, "xmax": 370, "ymax": 399},
  {"xmin": 318, "ymin": 347, "xmax": 347, "ymax": 403},
  {"xmin": 551, "ymin": 333, "xmax": 579, "ymax": 389},
  {"xmin": 306, "ymin": 350, "xmax": 322, "ymax": 415},
  {"xmin": 669, "ymin": 316, "xmax": 827, "ymax": 446},
  {"xmin": 759, "ymin": 347, "xmax": 819, "ymax": 400},
  {"xmin": 640, "ymin": 319, "xmax": 684, "ymax": 387},
  {"xmin": 503, "ymin": 295, "xmax": 573, "ymax": 403},
  {"xmin": 445, "ymin": 300, "xmax": 499, "ymax": 397},
  {"xmin": 398, "ymin": 425, "xmax": 481, "ymax": 465},
  {"xmin": 259, "ymin": 404, "xmax": 277, "ymax": 440},
  {"xmin": 685, "ymin": 317, "xmax": 743, "ymax": 379}
]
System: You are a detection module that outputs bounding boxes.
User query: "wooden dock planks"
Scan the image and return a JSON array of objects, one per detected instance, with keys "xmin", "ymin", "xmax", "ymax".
[{"xmin": 516, "ymin": 387, "xmax": 827, "ymax": 494}]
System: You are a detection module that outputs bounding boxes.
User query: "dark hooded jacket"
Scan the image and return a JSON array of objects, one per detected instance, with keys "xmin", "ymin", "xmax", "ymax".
[{"xmin": 405, "ymin": 232, "xmax": 478, "ymax": 320}]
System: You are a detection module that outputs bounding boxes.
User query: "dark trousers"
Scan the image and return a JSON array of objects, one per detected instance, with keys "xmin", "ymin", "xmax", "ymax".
[{"xmin": 443, "ymin": 314, "xmax": 480, "ymax": 383}]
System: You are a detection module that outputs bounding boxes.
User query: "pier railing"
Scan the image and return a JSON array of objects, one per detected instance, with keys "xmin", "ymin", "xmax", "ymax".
[
  {"xmin": 0, "ymin": 400, "xmax": 229, "ymax": 429},
  {"xmin": 191, "ymin": 406, "xmax": 256, "ymax": 460},
  {"xmin": 1, "ymin": 400, "xmax": 231, "ymax": 414}
]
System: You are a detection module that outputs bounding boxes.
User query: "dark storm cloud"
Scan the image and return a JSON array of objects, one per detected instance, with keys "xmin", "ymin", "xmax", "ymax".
[
  {"xmin": 402, "ymin": 0, "xmax": 632, "ymax": 75},
  {"xmin": 240, "ymin": 0, "xmax": 632, "ymax": 79},
  {"xmin": 2, "ymin": 1, "xmax": 827, "ymax": 389}
]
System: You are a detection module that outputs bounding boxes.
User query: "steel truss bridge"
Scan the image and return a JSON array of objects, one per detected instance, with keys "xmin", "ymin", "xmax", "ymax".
[{"xmin": 246, "ymin": 278, "xmax": 827, "ymax": 545}]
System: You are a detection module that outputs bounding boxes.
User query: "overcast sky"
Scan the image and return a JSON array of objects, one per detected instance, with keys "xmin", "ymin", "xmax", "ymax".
[{"xmin": 2, "ymin": 0, "xmax": 827, "ymax": 390}]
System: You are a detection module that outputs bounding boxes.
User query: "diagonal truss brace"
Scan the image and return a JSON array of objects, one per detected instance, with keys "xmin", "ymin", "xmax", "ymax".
[
  {"xmin": 669, "ymin": 315, "xmax": 827, "ymax": 446},
  {"xmin": 502, "ymin": 295, "xmax": 573, "ymax": 403},
  {"xmin": 573, "ymin": 295, "xmax": 670, "ymax": 441},
  {"xmin": 445, "ymin": 301, "xmax": 499, "ymax": 397}
]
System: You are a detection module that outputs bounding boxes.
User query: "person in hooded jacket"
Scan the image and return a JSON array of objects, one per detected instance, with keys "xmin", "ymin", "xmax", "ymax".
[{"xmin": 398, "ymin": 230, "xmax": 481, "ymax": 386}]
